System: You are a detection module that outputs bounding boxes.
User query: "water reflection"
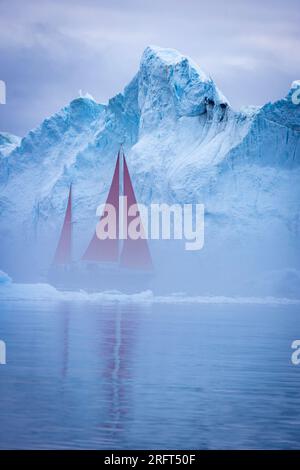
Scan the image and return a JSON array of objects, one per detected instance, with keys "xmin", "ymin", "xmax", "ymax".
[
  {"xmin": 61, "ymin": 304, "xmax": 70, "ymax": 379},
  {"xmin": 0, "ymin": 301, "xmax": 300, "ymax": 449},
  {"xmin": 100, "ymin": 306, "xmax": 136, "ymax": 438}
]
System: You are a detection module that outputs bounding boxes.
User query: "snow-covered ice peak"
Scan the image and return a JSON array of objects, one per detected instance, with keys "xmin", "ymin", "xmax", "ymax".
[
  {"xmin": 291, "ymin": 80, "xmax": 300, "ymax": 90},
  {"xmin": 0, "ymin": 132, "xmax": 20, "ymax": 147},
  {"xmin": 0, "ymin": 132, "xmax": 21, "ymax": 158},
  {"xmin": 78, "ymin": 90, "xmax": 96, "ymax": 101},
  {"xmin": 258, "ymin": 80, "xmax": 300, "ymax": 133},
  {"xmin": 137, "ymin": 46, "xmax": 229, "ymax": 133},
  {"xmin": 142, "ymin": 45, "xmax": 209, "ymax": 82}
]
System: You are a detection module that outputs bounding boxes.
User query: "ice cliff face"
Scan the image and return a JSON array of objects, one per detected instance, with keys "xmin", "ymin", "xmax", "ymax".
[{"xmin": 0, "ymin": 45, "xmax": 299, "ymax": 293}]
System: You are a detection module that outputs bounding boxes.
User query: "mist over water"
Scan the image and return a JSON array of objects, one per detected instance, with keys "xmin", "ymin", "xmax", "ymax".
[{"xmin": 1, "ymin": 219, "xmax": 299, "ymax": 298}]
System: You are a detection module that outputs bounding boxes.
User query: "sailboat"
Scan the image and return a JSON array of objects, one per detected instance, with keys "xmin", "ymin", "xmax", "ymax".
[{"xmin": 48, "ymin": 150, "xmax": 154, "ymax": 292}]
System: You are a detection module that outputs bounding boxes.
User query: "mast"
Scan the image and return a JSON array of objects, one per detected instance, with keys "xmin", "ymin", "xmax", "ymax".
[
  {"xmin": 53, "ymin": 184, "xmax": 73, "ymax": 265},
  {"xmin": 119, "ymin": 154, "xmax": 153, "ymax": 271},
  {"xmin": 82, "ymin": 153, "xmax": 120, "ymax": 262}
]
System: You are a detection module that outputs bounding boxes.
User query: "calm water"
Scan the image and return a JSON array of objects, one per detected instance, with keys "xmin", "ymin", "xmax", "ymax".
[{"xmin": 0, "ymin": 300, "xmax": 300, "ymax": 449}]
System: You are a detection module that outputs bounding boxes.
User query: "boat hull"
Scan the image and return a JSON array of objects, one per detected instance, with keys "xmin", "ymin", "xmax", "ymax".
[{"xmin": 48, "ymin": 262, "xmax": 154, "ymax": 293}]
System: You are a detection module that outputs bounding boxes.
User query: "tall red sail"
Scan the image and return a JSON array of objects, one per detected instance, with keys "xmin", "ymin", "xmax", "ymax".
[
  {"xmin": 82, "ymin": 154, "xmax": 120, "ymax": 262},
  {"xmin": 53, "ymin": 184, "xmax": 72, "ymax": 265},
  {"xmin": 120, "ymin": 155, "xmax": 153, "ymax": 271}
]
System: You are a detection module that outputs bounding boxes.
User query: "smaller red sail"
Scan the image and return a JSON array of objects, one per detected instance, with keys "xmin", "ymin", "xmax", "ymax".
[
  {"xmin": 120, "ymin": 155, "xmax": 153, "ymax": 271},
  {"xmin": 82, "ymin": 154, "xmax": 120, "ymax": 262},
  {"xmin": 53, "ymin": 184, "xmax": 72, "ymax": 265}
]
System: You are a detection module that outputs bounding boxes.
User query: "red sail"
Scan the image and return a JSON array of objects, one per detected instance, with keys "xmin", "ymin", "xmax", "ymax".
[
  {"xmin": 120, "ymin": 155, "xmax": 153, "ymax": 271},
  {"xmin": 82, "ymin": 154, "xmax": 120, "ymax": 262},
  {"xmin": 53, "ymin": 184, "xmax": 72, "ymax": 265}
]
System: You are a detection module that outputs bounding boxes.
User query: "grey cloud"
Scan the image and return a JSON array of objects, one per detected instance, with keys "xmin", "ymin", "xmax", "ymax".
[{"xmin": 0, "ymin": 0, "xmax": 299, "ymax": 136}]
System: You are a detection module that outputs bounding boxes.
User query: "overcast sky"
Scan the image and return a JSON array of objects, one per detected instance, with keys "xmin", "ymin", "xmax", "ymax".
[{"xmin": 0, "ymin": 0, "xmax": 299, "ymax": 136}]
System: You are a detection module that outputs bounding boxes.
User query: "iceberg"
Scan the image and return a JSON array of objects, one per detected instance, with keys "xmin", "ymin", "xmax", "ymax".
[
  {"xmin": 0, "ymin": 270, "xmax": 12, "ymax": 285},
  {"xmin": 0, "ymin": 46, "xmax": 299, "ymax": 296}
]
